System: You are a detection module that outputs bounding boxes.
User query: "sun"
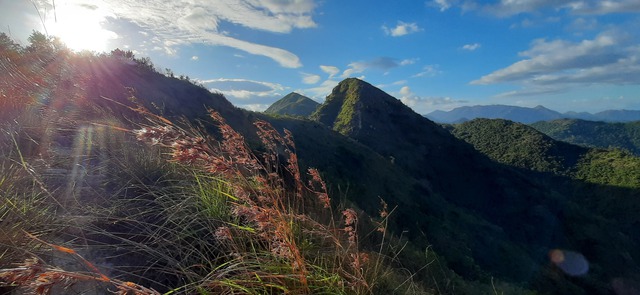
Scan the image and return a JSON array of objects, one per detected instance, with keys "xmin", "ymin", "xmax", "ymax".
[{"xmin": 45, "ymin": 3, "xmax": 116, "ymax": 53}]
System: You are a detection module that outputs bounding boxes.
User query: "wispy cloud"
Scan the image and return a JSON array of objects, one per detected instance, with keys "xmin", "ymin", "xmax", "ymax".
[
  {"xmin": 342, "ymin": 57, "xmax": 416, "ymax": 77},
  {"xmin": 472, "ymin": 30, "xmax": 640, "ymax": 98},
  {"xmin": 412, "ymin": 65, "xmax": 441, "ymax": 78},
  {"xmin": 320, "ymin": 65, "xmax": 340, "ymax": 78},
  {"xmin": 236, "ymin": 103, "xmax": 271, "ymax": 112},
  {"xmin": 397, "ymin": 86, "xmax": 468, "ymax": 113},
  {"xmin": 303, "ymin": 79, "xmax": 340, "ymax": 100},
  {"xmin": 461, "ymin": 43, "xmax": 481, "ymax": 51},
  {"xmin": 39, "ymin": 0, "xmax": 318, "ymax": 68},
  {"xmin": 191, "ymin": 55, "xmax": 199, "ymax": 60},
  {"xmin": 430, "ymin": 0, "xmax": 640, "ymax": 16},
  {"xmin": 200, "ymin": 78, "xmax": 284, "ymax": 99},
  {"xmin": 429, "ymin": 0, "xmax": 453, "ymax": 12},
  {"xmin": 382, "ymin": 21, "xmax": 422, "ymax": 37},
  {"xmin": 301, "ymin": 73, "xmax": 321, "ymax": 84}
]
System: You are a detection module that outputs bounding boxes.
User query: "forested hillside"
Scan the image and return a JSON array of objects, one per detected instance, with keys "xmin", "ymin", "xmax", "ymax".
[{"xmin": 532, "ymin": 119, "xmax": 640, "ymax": 156}]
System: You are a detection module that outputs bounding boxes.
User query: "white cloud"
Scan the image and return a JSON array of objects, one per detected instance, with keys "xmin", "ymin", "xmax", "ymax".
[
  {"xmin": 236, "ymin": 103, "xmax": 271, "ymax": 112},
  {"xmin": 382, "ymin": 21, "xmax": 422, "ymax": 37},
  {"xmin": 200, "ymin": 78, "xmax": 284, "ymax": 99},
  {"xmin": 304, "ymin": 79, "xmax": 340, "ymax": 100},
  {"xmin": 191, "ymin": 55, "xmax": 199, "ymax": 60},
  {"xmin": 400, "ymin": 58, "xmax": 419, "ymax": 66},
  {"xmin": 432, "ymin": 0, "xmax": 640, "ymax": 16},
  {"xmin": 397, "ymin": 86, "xmax": 468, "ymax": 113},
  {"xmin": 342, "ymin": 57, "xmax": 415, "ymax": 77},
  {"xmin": 412, "ymin": 65, "xmax": 441, "ymax": 78},
  {"xmin": 461, "ymin": 43, "xmax": 481, "ymax": 51},
  {"xmin": 430, "ymin": 0, "xmax": 453, "ymax": 11},
  {"xmin": 471, "ymin": 31, "xmax": 632, "ymax": 84},
  {"xmin": 301, "ymin": 73, "xmax": 321, "ymax": 84},
  {"xmin": 320, "ymin": 65, "xmax": 340, "ymax": 78},
  {"xmin": 400, "ymin": 86, "xmax": 412, "ymax": 96},
  {"xmin": 472, "ymin": 30, "xmax": 640, "ymax": 98},
  {"xmin": 37, "ymin": 0, "xmax": 318, "ymax": 68}
]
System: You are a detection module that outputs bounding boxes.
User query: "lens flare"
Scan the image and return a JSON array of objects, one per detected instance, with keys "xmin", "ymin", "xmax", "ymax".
[{"xmin": 549, "ymin": 249, "xmax": 589, "ymax": 276}]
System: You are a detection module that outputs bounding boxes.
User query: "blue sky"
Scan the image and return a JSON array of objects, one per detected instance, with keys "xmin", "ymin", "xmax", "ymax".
[{"xmin": 2, "ymin": 0, "xmax": 640, "ymax": 114}]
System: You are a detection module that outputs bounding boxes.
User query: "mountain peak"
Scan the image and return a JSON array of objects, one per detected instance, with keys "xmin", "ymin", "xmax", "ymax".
[
  {"xmin": 265, "ymin": 92, "xmax": 319, "ymax": 117},
  {"xmin": 311, "ymin": 78, "xmax": 412, "ymax": 135}
]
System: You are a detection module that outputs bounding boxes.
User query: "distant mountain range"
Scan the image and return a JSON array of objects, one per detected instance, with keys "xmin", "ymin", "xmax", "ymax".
[
  {"xmin": 264, "ymin": 92, "xmax": 319, "ymax": 117},
  {"xmin": 425, "ymin": 105, "xmax": 640, "ymax": 124}
]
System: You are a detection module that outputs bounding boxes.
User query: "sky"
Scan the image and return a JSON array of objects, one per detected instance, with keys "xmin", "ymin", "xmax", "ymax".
[{"xmin": 1, "ymin": 0, "xmax": 640, "ymax": 114}]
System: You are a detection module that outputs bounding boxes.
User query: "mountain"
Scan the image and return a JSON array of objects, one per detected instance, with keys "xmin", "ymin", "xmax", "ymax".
[
  {"xmin": 451, "ymin": 118, "xmax": 588, "ymax": 174},
  {"xmin": 450, "ymin": 118, "xmax": 640, "ymax": 246},
  {"xmin": 593, "ymin": 109, "xmax": 640, "ymax": 122},
  {"xmin": 4, "ymin": 35, "xmax": 640, "ymax": 294},
  {"xmin": 531, "ymin": 119, "xmax": 640, "ymax": 156},
  {"xmin": 426, "ymin": 104, "xmax": 563, "ymax": 124},
  {"xmin": 264, "ymin": 92, "xmax": 319, "ymax": 117},
  {"xmin": 427, "ymin": 105, "xmax": 640, "ymax": 124},
  {"xmin": 311, "ymin": 78, "xmax": 640, "ymax": 293}
]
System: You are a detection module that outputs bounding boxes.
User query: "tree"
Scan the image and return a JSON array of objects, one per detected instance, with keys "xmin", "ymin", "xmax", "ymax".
[
  {"xmin": 0, "ymin": 32, "xmax": 22, "ymax": 53},
  {"xmin": 25, "ymin": 31, "xmax": 52, "ymax": 53}
]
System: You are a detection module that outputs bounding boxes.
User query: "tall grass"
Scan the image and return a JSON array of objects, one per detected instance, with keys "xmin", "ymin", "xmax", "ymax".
[{"xmin": 0, "ymin": 103, "xmax": 429, "ymax": 294}]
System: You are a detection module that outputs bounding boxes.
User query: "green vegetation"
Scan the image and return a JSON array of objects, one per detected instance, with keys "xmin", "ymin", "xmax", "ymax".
[
  {"xmin": 311, "ymin": 78, "xmax": 364, "ymax": 135},
  {"xmin": 0, "ymin": 32, "xmax": 434, "ymax": 295},
  {"xmin": 531, "ymin": 119, "xmax": 640, "ymax": 156},
  {"xmin": 452, "ymin": 118, "xmax": 640, "ymax": 190},
  {"xmin": 451, "ymin": 118, "xmax": 588, "ymax": 174},
  {"xmin": 264, "ymin": 92, "xmax": 319, "ymax": 117},
  {"xmin": 576, "ymin": 149, "xmax": 640, "ymax": 189},
  {"xmin": 3, "ymin": 32, "xmax": 640, "ymax": 295}
]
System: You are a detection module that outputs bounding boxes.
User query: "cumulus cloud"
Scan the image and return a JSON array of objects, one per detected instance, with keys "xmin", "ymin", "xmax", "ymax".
[
  {"xmin": 301, "ymin": 73, "xmax": 321, "ymax": 84},
  {"xmin": 461, "ymin": 43, "xmax": 481, "ymax": 51},
  {"xmin": 37, "ymin": 0, "xmax": 318, "ymax": 68},
  {"xmin": 382, "ymin": 21, "xmax": 422, "ymax": 37},
  {"xmin": 200, "ymin": 78, "xmax": 284, "ymax": 99},
  {"xmin": 397, "ymin": 86, "xmax": 468, "ymax": 113},
  {"xmin": 191, "ymin": 55, "xmax": 199, "ymax": 60},
  {"xmin": 342, "ymin": 57, "xmax": 416, "ymax": 77}
]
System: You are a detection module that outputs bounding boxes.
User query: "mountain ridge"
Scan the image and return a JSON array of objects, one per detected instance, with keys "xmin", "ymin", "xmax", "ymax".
[
  {"xmin": 4, "ymin": 36, "xmax": 640, "ymax": 294},
  {"xmin": 426, "ymin": 104, "xmax": 640, "ymax": 124},
  {"xmin": 309, "ymin": 78, "xmax": 637, "ymax": 290}
]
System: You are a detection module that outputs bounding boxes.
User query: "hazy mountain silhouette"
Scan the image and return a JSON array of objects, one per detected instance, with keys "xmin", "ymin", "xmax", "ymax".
[{"xmin": 427, "ymin": 105, "xmax": 640, "ymax": 124}]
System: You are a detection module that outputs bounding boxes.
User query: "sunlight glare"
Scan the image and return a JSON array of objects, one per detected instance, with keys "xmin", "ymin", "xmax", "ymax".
[{"xmin": 45, "ymin": 2, "xmax": 117, "ymax": 53}]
